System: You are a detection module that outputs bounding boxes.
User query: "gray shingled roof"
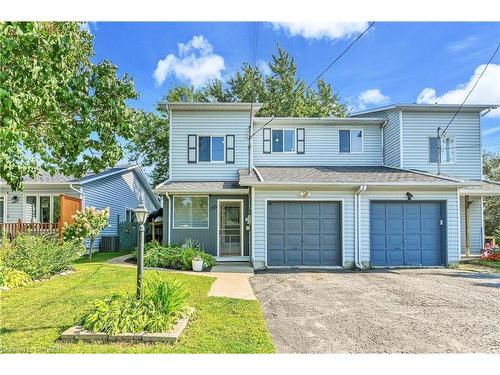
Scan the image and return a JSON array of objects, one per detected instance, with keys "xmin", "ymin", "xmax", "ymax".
[
  {"xmin": 156, "ymin": 180, "xmax": 246, "ymax": 192},
  {"xmin": 459, "ymin": 180, "xmax": 500, "ymax": 195},
  {"xmin": 239, "ymin": 166, "xmax": 464, "ymax": 185}
]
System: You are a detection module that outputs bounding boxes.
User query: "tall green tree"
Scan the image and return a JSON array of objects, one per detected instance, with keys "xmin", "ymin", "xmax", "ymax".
[
  {"xmin": 0, "ymin": 22, "xmax": 149, "ymax": 191},
  {"xmin": 128, "ymin": 47, "xmax": 347, "ymax": 186},
  {"xmin": 483, "ymin": 151, "xmax": 500, "ymax": 239}
]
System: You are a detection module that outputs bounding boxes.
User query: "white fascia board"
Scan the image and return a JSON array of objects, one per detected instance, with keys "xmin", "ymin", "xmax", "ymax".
[{"xmin": 155, "ymin": 189, "xmax": 249, "ymax": 195}]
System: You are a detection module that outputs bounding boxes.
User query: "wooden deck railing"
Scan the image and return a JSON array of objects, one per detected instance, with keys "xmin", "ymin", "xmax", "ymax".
[{"xmin": 0, "ymin": 219, "xmax": 60, "ymax": 240}]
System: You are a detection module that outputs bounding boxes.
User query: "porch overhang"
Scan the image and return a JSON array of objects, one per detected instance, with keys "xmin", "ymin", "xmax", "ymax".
[
  {"xmin": 154, "ymin": 180, "xmax": 248, "ymax": 195},
  {"xmin": 458, "ymin": 180, "xmax": 500, "ymax": 196}
]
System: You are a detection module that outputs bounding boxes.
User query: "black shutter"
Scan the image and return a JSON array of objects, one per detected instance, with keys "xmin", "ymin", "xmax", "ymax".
[
  {"xmin": 263, "ymin": 128, "xmax": 271, "ymax": 154},
  {"xmin": 297, "ymin": 128, "xmax": 305, "ymax": 154},
  {"xmin": 188, "ymin": 135, "xmax": 197, "ymax": 163},
  {"xmin": 226, "ymin": 135, "xmax": 235, "ymax": 164}
]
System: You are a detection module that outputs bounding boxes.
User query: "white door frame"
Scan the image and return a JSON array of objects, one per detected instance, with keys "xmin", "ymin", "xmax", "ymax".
[{"xmin": 217, "ymin": 199, "xmax": 244, "ymax": 258}]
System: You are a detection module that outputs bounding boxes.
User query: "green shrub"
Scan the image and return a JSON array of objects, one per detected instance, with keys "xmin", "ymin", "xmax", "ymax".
[
  {"xmin": 1, "ymin": 234, "xmax": 82, "ymax": 280},
  {"xmin": 0, "ymin": 267, "xmax": 32, "ymax": 288},
  {"xmin": 79, "ymin": 275, "xmax": 189, "ymax": 334},
  {"xmin": 139, "ymin": 240, "xmax": 216, "ymax": 271}
]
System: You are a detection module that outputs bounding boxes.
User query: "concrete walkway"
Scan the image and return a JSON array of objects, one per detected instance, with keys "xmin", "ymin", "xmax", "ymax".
[{"xmin": 106, "ymin": 255, "xmax": 256, "ymax": 300}]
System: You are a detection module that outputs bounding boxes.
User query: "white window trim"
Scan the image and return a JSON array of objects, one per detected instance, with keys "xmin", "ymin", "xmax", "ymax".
[
  {"xmin": 0, "ymin": 195, "xmax": 6, "ymax": 223},
  {"xmin": 338, "ymin": 129, "xmax": 364, "ymax": 154},
  {"xmin": 197, "ymin": 135, "xmax": 226, "ymax": 163},
  {"xmin": 271, "ymin": 128, "xmax": 297, "ymax": 153},
  {"xmin": 172, "ymin": 195, "xmax": 209, "ymax": 230},
  {"xmin": 23, "ymin": 194, "xmax": 61, "ymax": 223},
  {"xmin": 428, "ymin": 136, "xmax": 456, "ymax": 165}
]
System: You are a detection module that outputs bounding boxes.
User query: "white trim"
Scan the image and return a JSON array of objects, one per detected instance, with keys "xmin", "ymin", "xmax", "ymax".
[
  {"xmin": 351, "ymin": 104, "xmax": 498, "ymax": 116},
  {"xmin": 172, "ymin": 195, "xmax": 209, "ymax": 230},
  {"xmin": 251, "ymin": 186, "xmax": 255, "ymax": 262},
  {"xmin": 480, "ymin": 196, "xmax": 485, "ymax": 248},
  {"xmin": 254, "ymin": 117, "xmax": 386, "ymax": 126},
  {"xmin": 457, "ymin": 190, "xmax": 462, "ymax": 258},
  {"xmin": 165, "ymin": 102, "xmax": 262, "ymax": 113},
  {"xmin": 0, "ymin": 194, "xmax": 6, "ymax": 223},
  {"xmin": 270, "ymin": 128, "xmax": 297, "ymax": 153},
  {"xmin": 241, "ymin": 181, "xmax": 466, "ymax": 187},
  {"xmin": 169, "ymin": 109, "xmax": 173, "ymax": 181},
  {"xmin": 399, "ymin": 110, "xmax": 403, "ymax": 168},
  {"xmin": 197, "ymin": 134, "xmax": 226, "ymax": 163},
  {"xmin": 165, "ymin": 192, "xmax": 172, "ymax": 245},
  {"xmin": 216, "ymin": 256, "xmax": 250, "ymax": 262},
  {"xmin": 22, "ymin": 193, "xmax": 62, "ymax": 223},
  {"xmin": 216, "ymin": 199, "xmax": 244, "ymax": 258},
  {"xmin": 263, "ymin": 198, "xmax": 345, "ymax": 268},
  {"xmin": 157, "ymin": 189, "xmax": 248, "ymax": 195},
  {"xmin": 253, "ymin": 167, "xmax": 264, "ymax": 182},
  {"xmin": 338, "ymin": 128, "xmax": 364, "ymax": 154}
]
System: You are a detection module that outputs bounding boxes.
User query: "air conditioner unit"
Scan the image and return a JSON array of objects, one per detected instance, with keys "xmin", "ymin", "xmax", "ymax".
[{"xmin": 100, "ymin": 236, "xmax": 119, "ymax": 252}]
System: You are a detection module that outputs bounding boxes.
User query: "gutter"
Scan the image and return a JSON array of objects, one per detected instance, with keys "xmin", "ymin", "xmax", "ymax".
[
  {"xmin": 354, "ymin": 185, "xmax": 367, "ymax": 270},
  {"xmin": 69, "ymin": 184, "xmax": 85, "ymax": 207}
]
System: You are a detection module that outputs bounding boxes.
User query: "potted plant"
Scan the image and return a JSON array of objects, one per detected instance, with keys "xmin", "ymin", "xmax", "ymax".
[{"xmin": 192, "ymin": 256, "xmax": 204, "ymax": 272}]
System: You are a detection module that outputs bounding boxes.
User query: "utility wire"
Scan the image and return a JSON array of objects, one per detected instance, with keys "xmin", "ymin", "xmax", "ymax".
[
  {"xmin": 440, "ymin": 41, "xmax": 500, "ymax": 137},
  {"xmin": 250, "ymin": 21, "xmax": 375, "ymax": 138}
]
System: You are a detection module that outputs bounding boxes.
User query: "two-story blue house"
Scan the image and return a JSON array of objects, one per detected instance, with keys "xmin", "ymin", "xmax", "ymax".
[{"xmin": 156, "ymin": 102, "xmax": 500, "ymax": 269}]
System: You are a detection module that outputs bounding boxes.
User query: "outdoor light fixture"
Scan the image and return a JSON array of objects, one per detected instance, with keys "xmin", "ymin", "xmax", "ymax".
[
  {"xmin": 406, "ymin": 192, "xmax": 413, "ymax": 201},
  {"xmin": 134, "ymin": 203, "xmax": 149, "ymax": 299},
  {"xmin": 10, "ymin": 195, "xmax": 18, "ymax": 204},
  {"xmin": 301, "ymin": 191, "xmax": 311, "ymax": 197}
]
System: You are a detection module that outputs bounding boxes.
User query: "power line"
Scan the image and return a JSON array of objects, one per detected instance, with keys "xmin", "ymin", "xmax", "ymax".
[
  {"xmin": 250, "ymin": 21, "xmax": 375, "ymax": 137},
  {"xmin": 440, "ymin": 41, "xmax": 500, "ymax": 137}
]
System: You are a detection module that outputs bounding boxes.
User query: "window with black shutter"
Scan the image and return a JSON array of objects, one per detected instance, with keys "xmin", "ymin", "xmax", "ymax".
[
  {"xmin": 226, "ymin": 135, "xmax": 235, "ymax": 164},
  {"xmin": 297, "ymin": 128, "xmax": 305, "ymax": 154},
  {"xmin": 188, "ymin": 135, "xmax": 197, "ymax": 163},
  {"xmin": 263, "ymin": 128, "xmax": 271, "ymax": 154}
]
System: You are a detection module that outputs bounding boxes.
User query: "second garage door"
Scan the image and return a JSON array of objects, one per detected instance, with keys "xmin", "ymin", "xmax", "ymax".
[{"xmin": 267, "ymin": 201, "xmax": 341, "ymax": 266}]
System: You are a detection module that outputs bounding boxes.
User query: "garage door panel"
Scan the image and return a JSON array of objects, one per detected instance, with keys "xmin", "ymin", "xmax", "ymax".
[
  {"xmin": 285, "ymin": 203, "xmax": 302, "ymax": 218},
  {"xmin": 285, "ymin": 235, "xmax": 302, "ymax": 250},
  {"xmin": 303, "ymin": 203, "xmax": 320, "ymax": 218},
  {"xmin": 370, "ymin": 201, "xmax": 444, "ymax": 267},
  {"xmin": 268, "ymin": 218, "xmax": 284, "ymax": 233},
  {"xmin": 267, "ymin": 201, "xmax": 341, "ymax": 266},
  {"xmin": 268, "ymin": 202, "xmax": 284, "ymax": 218},
  {"xmin": 303, "ymin": 218, "xmax": 320, "ymax": 233}
]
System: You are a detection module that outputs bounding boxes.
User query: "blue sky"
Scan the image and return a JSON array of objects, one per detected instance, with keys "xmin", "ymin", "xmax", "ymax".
[{"xmin": 89, "ymin": 22, "xmax": 500, "ymax": 153}]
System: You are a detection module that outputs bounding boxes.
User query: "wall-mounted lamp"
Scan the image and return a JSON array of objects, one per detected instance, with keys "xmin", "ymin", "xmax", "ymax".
[
  {"xmin": 406, "ymin": 192, "xmax": 413, "ymax": 201},
  {"xmin": 10, "ymin": 195, "xmax": 18, "ymax": 204},
  {"xmin": 300, "ymin": 191, "xmax": 311, "ymax": 198}
]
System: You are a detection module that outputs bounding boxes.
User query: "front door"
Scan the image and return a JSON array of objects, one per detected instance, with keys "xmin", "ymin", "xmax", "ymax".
[{"xmin": 218, "ymin": 200, "xmax": 243, "ymax": 257}]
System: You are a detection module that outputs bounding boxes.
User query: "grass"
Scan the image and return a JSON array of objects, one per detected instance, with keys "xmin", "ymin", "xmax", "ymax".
[
  {"xmin": 75, "ymin": 250, "xmax": 131, "ymax": 264},
  {"xmin": 471, "ymin": 259, "xmax": 500, "ymax": 272},
  {"xmin": 0, "ymin": 252, "xmax": 275, "ymax": 353}
]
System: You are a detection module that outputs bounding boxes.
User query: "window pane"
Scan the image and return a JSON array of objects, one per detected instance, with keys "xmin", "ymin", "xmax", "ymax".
[
  {"xmin": 284, "ymin": 130, "xmax": 295, "ymax": 152},
  {"xmin": 40, "ymin": 196, "xmax": 50, "ymax": 223},
  {"xmin": 26, "ymin": 196, "xmax": 37, "ymax": 222},
  {"xmin": 352, "ymin": 130, "xmax": 363, "ymax": 152},
  {"xmin": 174, "ymin": 196, "xmax": 208, "ymax": 228},
  {"xmin": 0, "ymin": 198, "xmax": 4, "ymax": 223},
  {"xmin": 429, "ymin": 137, "xmax": 439, "ymax": 163},
  {"xmin": 198, "ymin": 136, "xmax": 211, "ymax": 162},
  {"xmin": 53, "ymin": 196, "xmax": 61, "ymax": 223},
  {"xmin": 339, "ymin": 130, "xmax": 350, "ymax": 153},
  {"xmin": 443, "ymin": 138, "xmax": 455, "ymax": 162},
  {"xmin": 212, "ymin": 136, "xmax": 224, "ymax": 161},
  {"xmin": 272, "ymin": 130, "xmax": 283, "ymax": 152}
]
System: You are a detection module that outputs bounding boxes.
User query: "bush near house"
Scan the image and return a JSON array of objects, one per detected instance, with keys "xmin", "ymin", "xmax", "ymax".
[
  {"xmin": 0, "ymin": 233, "xmax": 82, "ymax": 281},
  {"xmin": 0, "ymin": 266, "xmax": 32, "ymax": 288},
  {"xmin": 79, "ymin": 275, "xmax": 190, "ymax": 334},
  {"xmin": 135, "ymin": 240, "xmax": 216, "ymax": 271}
]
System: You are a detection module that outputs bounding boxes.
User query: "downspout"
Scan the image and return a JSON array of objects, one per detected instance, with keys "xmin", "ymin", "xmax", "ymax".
[
  {"xmin": 165, "ymin": 192, "xmax": 171, "ymax": 245},
  {"xmin": 69, "ymin": 184, "xmax": 84, "ymax": 207},
  {"xmin": 354, "ymin": 185, "xmax": 367, "ymax": 269}
]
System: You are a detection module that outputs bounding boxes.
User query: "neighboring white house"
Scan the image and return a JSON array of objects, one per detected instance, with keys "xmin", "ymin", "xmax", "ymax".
[
  {"xmin": 155, "ymin": 102, "xmax": 500, "ymax": 269},
  {"xmin": 0, "ymin": 164, "xmax": 160, "ymax": 250}
]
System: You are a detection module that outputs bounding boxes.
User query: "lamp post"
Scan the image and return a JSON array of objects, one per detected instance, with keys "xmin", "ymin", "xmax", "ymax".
[{"xmin": 134, "ymin": 203, "xmax": 149, "ymax": 299}]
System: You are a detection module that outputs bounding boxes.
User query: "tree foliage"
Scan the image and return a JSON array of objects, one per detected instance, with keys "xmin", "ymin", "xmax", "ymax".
[
  {"xmin": 127, "ymin": 47, "xmax": 347, "ymax": 186},
  {"xmin": 483, "ymin": 152, "xmax": 500, "ymax": 238},
  {"xmin": 0, "ymin": 22, "xmax": 148, "ymax": 191}
]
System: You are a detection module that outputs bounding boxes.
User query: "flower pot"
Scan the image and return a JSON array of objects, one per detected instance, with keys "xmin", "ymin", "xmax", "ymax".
[{"xmin": 192, "ymin": 259, "xmax": 204, "ymax": 272}]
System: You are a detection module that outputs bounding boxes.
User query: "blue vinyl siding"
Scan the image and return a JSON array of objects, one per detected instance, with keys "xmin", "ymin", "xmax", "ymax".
[{"xmin": 83, "ymin": 169, "xmax": 159, "ymax": 249}]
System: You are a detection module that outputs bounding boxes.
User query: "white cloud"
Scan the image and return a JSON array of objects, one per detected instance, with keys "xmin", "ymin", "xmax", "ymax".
[
  {"xmin": 271, "ymin": 22, "xmax": 369, "ymax": 41},
  {"xmin": 446, "ymin": 36, "xmax": 478, "ymax": 53},
  {"xmin": 416, "ymin": 63, "xmax": 500, "ymax": 117},
  {"xmin": 153, "ymin": 35, "xmax": 225, "ymax": 87},
  {"xmin": 357, "ymin": 88, "xmax": 390, "ymax": 110},
  {"xmin": 258, "ymin": 60, "xmax": 272, "ymax": 76},
  {"xmin": 482, "ymin": 125, "xmax": 500, "ymax": 137}
]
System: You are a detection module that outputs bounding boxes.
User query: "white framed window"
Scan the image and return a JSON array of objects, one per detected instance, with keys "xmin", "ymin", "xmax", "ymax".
[
  {"xmin": 271, "ymin": 129, "xmax": 296, "ymax": 153},
  {"xmin": 339, "ymin": 129, "xmax": 363, "ymax": 153},
  {"xmin": 429, "ymin": 136, "xmax": 455, "ymax": 164},
  {"xmin": 173, "ymin": 196, "xmax": 209, "ymax": 229},
  {"xmin": 0, "ymin": 196, "xmax": 5, "ymax": 223},
  {"xmin": 23, "ymin": 194, "xmax": 63, "ymax": 223},
  {"xmin": 125, "ymin": 208, "xmax": 137, "ymax": 223},
  {"xmin": 198, "ymin": 135, "xmax": 225, "ymax": 163}
]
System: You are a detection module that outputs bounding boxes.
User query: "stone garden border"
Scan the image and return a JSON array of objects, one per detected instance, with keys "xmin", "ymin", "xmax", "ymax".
[{"xmin": 60, "ymin": 307, "xmax": 195, "ymax": 343}]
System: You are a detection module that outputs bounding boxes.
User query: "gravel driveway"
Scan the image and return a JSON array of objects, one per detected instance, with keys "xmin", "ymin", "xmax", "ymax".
[{"xmin": 250, "ymin": 268, "xmax": 500, "ymax": 353}]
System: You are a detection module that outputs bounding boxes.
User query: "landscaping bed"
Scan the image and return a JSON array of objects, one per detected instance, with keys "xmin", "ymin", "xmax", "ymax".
[{"xmin": 0, "ymin": 252, "xmax": 274, "ymax": 353}]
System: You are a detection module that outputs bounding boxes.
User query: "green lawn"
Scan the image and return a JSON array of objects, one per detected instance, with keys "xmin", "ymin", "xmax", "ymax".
[
  {"xmin": 471, "ymin": 259, "xmax": 500, "ymax": 272},
  {"xmin": 0, "ymin": 253, "xmax": 275, "ymax": 353}
]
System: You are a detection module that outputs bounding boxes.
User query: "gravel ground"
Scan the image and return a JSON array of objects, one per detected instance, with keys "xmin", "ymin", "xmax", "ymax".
[{"xmin": 250, "ymin": 268, "xmax": 500, "ymax": 353}]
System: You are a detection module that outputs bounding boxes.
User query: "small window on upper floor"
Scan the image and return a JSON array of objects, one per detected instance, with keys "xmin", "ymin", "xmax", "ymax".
[
  {"xmin": 429, "ymin": 137, "xmax": 455, "ymax": 164},
  {"xmin": 339, "ymin": 129, "xmax": 363, "ymax": 153},
  {"xmin": 272, "ymin": 129, "xmax": 295, "ymax": 153}
]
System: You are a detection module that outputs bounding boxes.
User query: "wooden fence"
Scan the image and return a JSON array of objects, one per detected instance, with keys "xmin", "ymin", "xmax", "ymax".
[{"xmin": 0, "ymin": 219, "xmax": 60, "ymax": 241}]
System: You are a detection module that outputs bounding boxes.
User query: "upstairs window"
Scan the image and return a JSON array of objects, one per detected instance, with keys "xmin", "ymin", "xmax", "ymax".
[
  {"xmin": 189, "ymin": 135, "xmax": 229, "ymax": 163},
  {"xmin": 272, "ymin": 129, "xmax": 296, "ymax": 153},
  {"xmin": 429, "ymin": 137, "xmax": 455, "ymax": 163},
  {"xmin": 339, "ymin": 129, "xmax": 363, "ymax": 153}
]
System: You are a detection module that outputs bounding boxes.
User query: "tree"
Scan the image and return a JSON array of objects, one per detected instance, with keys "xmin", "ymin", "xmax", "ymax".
[
  {"xmin": 63, "ymin": 207, "xmax": 110, "ymax": 262},
  {"xmin": 127, "ymin": 46, "xmax": 347, "ymax": 186},
  {"xmin": 483, "ymin": 152, "xmax": 500, "ymax": 240},
  {"xmin": 0, "ymin": 22, "xmax": 148, "ymax": 191}
]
